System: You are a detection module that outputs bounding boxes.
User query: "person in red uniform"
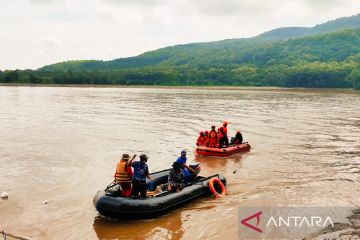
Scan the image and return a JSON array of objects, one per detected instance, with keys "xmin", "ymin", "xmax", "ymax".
[
  {"xmin": 218, "ymin": 121, "xmax": 229, "ymax": 147},
  {"xmin": 196, "ymin": 131, "xmax": 207, "ymax": 146},
  {"xmin": 114, "ymin": 153, "xmax": 136, "ymax": 197},
  {"xmin": 208, "ymin": 125, "xmax": 219, "ymax": 148},
  {"xmin": 204, "ymin": 131, "xmax": 209, "ymax": 146},
  {"xmin": 218, "ymin": 127, "xmax": 224, "ymax": 146}
]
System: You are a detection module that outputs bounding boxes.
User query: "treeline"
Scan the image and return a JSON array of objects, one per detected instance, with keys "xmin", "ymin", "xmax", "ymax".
[
  {"xmin": 1, "ymin": 27, "xmax": 360, "ymax": 89},
  {"xmin": 1, "ymin": 61, "xmax": 360, "ymax": 89}
]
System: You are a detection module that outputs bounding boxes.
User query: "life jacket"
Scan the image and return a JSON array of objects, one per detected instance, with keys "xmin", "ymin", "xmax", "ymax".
[
  {"xmin": 223, "ymin": 126, "xmax": 228, "ymax": 137},
  {"xmin": 115, "ymin": 160, "xmax": 131, "ymax": 183},
  {"xmin": 218, "ymin": 126, "xmax": 227, "ymax": 138},
  {"xmin": 209, "ymin": 130, "xmax": 218, "ymax": 139},
  {"xmin": 208, "ymin": 130, "xmax": 219, "ymax": 147},
  {"xmin": 196, "ymin": 136, "xmax": 206, "ymax": 146},
  {"xmin": 218, "ymin": 128, "xmax": 224, "ymax": 139}
]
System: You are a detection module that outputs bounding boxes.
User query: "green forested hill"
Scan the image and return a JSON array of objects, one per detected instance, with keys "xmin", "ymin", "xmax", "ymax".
[
  {"xmin": 39, "ymin": 13, "xmax": 360, "ymax": 71},
  {"xmin": 257, "ymin": 13, "xmax": 360, "ymax": 41},
  {"xmin": 1, "ymin": 14, "xmax": 360, "ymax": 89}
]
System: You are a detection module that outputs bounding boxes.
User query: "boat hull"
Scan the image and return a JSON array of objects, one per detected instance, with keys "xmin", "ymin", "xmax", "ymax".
[
  {"xmin": 196, "ymin": 142, "xmax": 251, "ymax": 157},
  {"xmin": 93, "ymin": 170, "xmax": 226, "ymax": 219}
]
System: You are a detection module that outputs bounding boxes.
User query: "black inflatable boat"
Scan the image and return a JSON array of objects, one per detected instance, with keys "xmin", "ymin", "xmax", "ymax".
[{"xmin": 93, "ymin": 168, "xmax": 226, "ymax": 219}]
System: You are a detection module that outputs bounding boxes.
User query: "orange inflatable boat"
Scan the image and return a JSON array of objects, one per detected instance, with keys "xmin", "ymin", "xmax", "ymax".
[{"xmin": 196, "ymin": 142, "xmax": 251, "ymax": 157}]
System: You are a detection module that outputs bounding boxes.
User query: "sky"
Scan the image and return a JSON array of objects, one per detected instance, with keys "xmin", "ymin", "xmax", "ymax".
[{"xmin": 1, "ymin": 0, "xmax": 360, "ymax": 70}]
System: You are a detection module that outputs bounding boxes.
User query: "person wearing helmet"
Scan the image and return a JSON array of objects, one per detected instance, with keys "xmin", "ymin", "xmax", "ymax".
[
  {"xmin": 114, "ymin": 153, "xmax": 136, "ymax": 197},
  {"xmin": 196, "ymin": 131, "xmax": 206, "ymax": 146},
  {"xmin": 176, "ymin": 150, "xmax": 196, "ymax": 183},
  {"xmin": 208, "ymin": 125, "xmax": 219, "ymax": 148},
  {"xmin": 231, "ymin": 130, "xmax": 243, "ymax": 145},
  {"xmin": 168, "ymin": 162, "xmax": 185, "ymax": 192},
  {"xmin": 131, "ymin": 154, "xmax": 153, "ymax": 199},
  {"xmin": 219, "ymin": 121, "xmax": 229, "ymax": 147}
]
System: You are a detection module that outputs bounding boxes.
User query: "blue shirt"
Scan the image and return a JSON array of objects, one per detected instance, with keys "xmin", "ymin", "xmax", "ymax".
[
  {"xmin": 176, "ymin": 156, "xmax": 187, "ymax": 166},
  {"xmin": 131, "ymin": 161, "xmax": 149, "ymax": 181},
  {"xmin": 176, "ymin": 156, "xmax": 191, "ymax": 182}
]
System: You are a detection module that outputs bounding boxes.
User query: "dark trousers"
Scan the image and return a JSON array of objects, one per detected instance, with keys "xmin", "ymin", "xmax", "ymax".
[
  {"xmin": 219, "ymin": 136, "xmax": 229, "ymax": 147},
  {"xmin": 131, "ymin": 180, "xmax": 147, "ymax": 198}
]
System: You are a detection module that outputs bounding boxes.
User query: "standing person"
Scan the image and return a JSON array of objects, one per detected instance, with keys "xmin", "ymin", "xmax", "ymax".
[
  {"xmin": 131, "ymin": 154, "xmax": 152, "ymax": 199},
  {"xmin": 231, "ymin": 130, "xmax": 243, "ymax": 145},
  {"xmin": 208, "ymin": 125, "xmax": 219, "ymax": 148},
  {"xmin": 114, "ymin": 153, "xmax": 136, "ymax": 197},
  {"xmin": 219, "ymin": 121, "xmax": 229, "ymax": 147},
  {"xmin": 196, "ymin": 131, "xmax": 206, "ymax": 146},
  {"xmin": 176, "ymin": 150, "xmax": 196, "ymax": 183}
]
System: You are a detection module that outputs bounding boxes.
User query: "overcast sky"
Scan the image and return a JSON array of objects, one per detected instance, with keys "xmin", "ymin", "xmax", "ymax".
[{"xmin": 1, "ymin": 0, "xmax": 360, "ymax": 70}]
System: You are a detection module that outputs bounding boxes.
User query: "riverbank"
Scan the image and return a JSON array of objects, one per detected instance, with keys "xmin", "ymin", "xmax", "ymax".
[
  {"xmin": 0, "ymin": 83, "xmax": 279, "ymax": 89},
  {"xmin": 0, "ymin": 83, "xmax": 359, "ymax": 94}
]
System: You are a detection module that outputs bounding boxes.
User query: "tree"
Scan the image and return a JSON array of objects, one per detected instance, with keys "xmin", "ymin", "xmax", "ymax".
[
  {"xmin": 347, "ymin": 65, "xmax": 360, "ymax": 90},
  {"xmin": 4, "ymin": 70, "xmax": 20, "ymax": 83}
]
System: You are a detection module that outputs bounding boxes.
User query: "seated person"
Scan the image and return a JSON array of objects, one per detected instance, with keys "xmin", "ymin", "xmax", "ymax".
[
  {"xmin": 218, "ymin": 127, "xmax": 227, "ymax": 147},
  {"xmin": 176, "ymin": 150, "xmax": 196, "ymax": 183},
  {"xmin": 231, "ymin": 130, "xmax": 243, "ymax": 145},
  {"xmin": 196, "ymin": 131, "xmax": 207, "ymax": 146},
  {"xmin": 168, "ymin": 162, "xmax": 185, "ymax": 192},
  {"xmin": 208, "ymin": 125, "xmax": 219, "ymax": 148},
  {"xmin": 204, "ymin": 131, "xmax": 209, "ymax": 146}
]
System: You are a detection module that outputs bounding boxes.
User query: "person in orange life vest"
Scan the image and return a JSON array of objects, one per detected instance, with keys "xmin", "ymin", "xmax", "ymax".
[
  {"xmin": 208, "ymin": 125, "xmax": 219, "ymax": 148},
  {"xmin": 196, "ymin": 131, "xmax": 206, "ymax": 146},
  {"xmin": 114, "ymin": 153, "xmax": 136, "ymax": 197},
  {"xmin": 204, "ymin": 130, "xmax": 209, "ymax": 146},
  {"xmin": 219, "ymin": 121, "xmax": 229, "ymax": 147}
]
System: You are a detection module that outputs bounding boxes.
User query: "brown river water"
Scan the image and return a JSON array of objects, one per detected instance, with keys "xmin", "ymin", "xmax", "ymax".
[{"xmin": 0, "ymin": 86, "xmax": 360, "ymax": 240}]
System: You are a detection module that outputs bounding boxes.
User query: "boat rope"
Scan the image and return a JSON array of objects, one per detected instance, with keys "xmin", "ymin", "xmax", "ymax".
[
  {"xmin": 105, "ymin": 181, "xmax": 117, "ymax": 191},
  {"xmin": 0, "ymin": 229, "xmax": 32, "ymax": 240}
]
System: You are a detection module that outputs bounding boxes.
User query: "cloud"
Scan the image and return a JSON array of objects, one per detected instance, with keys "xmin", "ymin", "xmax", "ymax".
[
  {"xmin": 304, "ymin": 0, "xmax": 354, "ymax": 11},
  {"xmin": 189, "ymin": 0, "xmax": 275, "ymax": 16},
  {"xmin": 41, "ymin": 36, "xmax": 63, "ymax": 48},
  {"xmin": 1, "ymin": 0, "xmax": 360, "ymax": 69},
  {"xmin": 28, "ymin": 0, "xmax": 64, "ymax": 6},
  {"xmin": 30, "ymin": 0, "xmax": 58, "ymax": 3}
]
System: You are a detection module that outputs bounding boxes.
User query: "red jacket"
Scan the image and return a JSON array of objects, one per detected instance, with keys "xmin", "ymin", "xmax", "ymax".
[
  {"xmin": 218, "ymin": 126, "xmax": 228, "ymax": 138},
  {"xmin": 196, "ymin": 136, "xmax": 207, "ymax": 146},
  {"xmin": 208, "ymin": 130, "xmax": 219, "ymax": 147}
]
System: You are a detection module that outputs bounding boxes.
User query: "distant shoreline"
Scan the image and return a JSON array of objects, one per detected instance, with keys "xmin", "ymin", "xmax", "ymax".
[{"xmin": 0, "ymin": 83, "xmax": 358, "ymax": 93}]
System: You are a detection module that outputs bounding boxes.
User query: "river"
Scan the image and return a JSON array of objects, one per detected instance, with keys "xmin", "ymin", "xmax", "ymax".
[{"xmin": 0, "ymin": 86, "xmax": 359, "ymax": 239}]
